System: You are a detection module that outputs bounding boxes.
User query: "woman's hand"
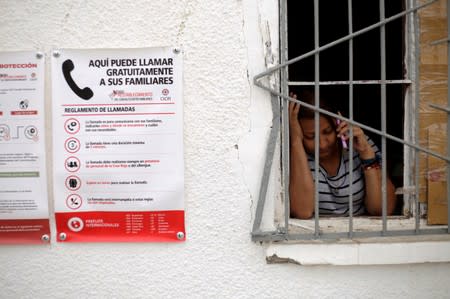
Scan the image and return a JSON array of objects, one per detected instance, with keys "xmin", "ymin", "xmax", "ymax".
[
  {"xmin": 288, "ymin": 92, "xmax": 315, "ymax": 219},
  {"xmin": 336, "ymin": 118, "xmax": 375, "ymax": 159},
  {"xmin": 289, "ymin": 92, "xmax": 303, "ymax": 143}
]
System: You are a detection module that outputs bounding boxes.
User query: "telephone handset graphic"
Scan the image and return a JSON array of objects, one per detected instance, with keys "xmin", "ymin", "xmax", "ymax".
[{"xmin": 62, "ymin": 59, "xmax": 94, "ymax": 100}]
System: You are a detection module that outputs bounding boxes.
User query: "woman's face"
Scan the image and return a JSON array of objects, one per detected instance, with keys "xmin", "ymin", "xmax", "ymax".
[{"xmin": 299, "ymin": 115, "xmax": 339, "ymax": 160}]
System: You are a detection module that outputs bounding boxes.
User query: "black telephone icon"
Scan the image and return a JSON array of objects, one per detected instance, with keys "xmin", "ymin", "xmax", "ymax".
[{"xmin": 62, "ymin": 59, "xmax": 94, "ymax": 100}]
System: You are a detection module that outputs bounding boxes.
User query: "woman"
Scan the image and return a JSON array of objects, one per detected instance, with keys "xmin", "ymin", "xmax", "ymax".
[{"xmin": 289, "ymin": 91, "xmax": 396, "ymax": 219}]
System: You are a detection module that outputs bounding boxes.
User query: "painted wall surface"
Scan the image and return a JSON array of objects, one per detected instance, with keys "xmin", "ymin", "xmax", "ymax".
[{"xmin": 1, "ymin": 0, "xmax": 450, "ymax": 298}]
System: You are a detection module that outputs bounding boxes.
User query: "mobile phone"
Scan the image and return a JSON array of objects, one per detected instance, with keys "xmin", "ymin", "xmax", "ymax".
[{"xmin": 336, "ymin": 113, "xmax": 348, "ymax": 149}]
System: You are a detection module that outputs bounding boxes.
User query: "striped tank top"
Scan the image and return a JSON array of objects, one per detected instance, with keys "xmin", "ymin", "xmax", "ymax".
[{"xmin": 307, "ymin": 137, "xmax": 380, "ymax": 216}]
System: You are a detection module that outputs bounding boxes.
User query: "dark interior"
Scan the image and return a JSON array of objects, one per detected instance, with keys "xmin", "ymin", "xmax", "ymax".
[{"xmin": 287, "ymin": 0, "xmax": 405, "ymax": 213}]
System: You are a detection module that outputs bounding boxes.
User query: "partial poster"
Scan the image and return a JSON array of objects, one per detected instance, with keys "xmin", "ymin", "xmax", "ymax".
[
  {"xmin": 0, "ymin": 51, "xmax": 50, "ymax": 244},
  {"xmin": 52, "ymin": 48, "xmax": 185, "ymax": 242}
]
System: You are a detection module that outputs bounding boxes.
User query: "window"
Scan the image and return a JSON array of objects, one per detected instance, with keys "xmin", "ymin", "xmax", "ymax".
[{"xmin": 252, "ymin": 0, "xmax": 449, "ymax": 242}]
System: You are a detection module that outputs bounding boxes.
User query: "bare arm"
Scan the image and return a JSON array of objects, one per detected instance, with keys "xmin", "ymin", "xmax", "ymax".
[
  {"xmin": 362, "ymin": 161, "xmax": 396, "ymax": 216},
  {"xmin": 336, "ymin": 121, "xmax": 396, "ymax": 215},
  {"xmin": 289, "ymin": 97, "xmax": 315, "ymax": 219}
]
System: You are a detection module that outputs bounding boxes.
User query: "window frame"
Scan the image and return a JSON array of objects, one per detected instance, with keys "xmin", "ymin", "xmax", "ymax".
[{"xmin": 251, "ymin": 0, "xmax": 450, "ymax": 243}]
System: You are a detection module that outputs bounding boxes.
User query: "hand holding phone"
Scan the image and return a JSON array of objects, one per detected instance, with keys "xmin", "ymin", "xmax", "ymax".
[{"xmin": 336, "ymin": 112, "xmax": 348, "ymax": 149}]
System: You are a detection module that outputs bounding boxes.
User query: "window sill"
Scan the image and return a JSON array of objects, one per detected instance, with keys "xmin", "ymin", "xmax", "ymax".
[{"xmin": 266, "ymin": 234, "xmax": 450, "ymax": 265}]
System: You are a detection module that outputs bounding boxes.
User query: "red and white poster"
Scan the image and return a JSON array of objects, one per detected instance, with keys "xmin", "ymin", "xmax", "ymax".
[
  {"xmin": 52, "ymin": 48, "xmax": 185, "ymax": 242},
  {"xmin": 0, "ymin": 51, "xmax": 50, "ymax": 244}
]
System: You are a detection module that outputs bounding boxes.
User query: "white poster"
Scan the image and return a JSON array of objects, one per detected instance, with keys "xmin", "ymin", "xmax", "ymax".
[
  {"xmin": 52, "ymin": 48, "xmax": 184, "ymax": 242},
  {"xmin": 0, "ymin": 51, "xmax": 50, "ymax": 244}
]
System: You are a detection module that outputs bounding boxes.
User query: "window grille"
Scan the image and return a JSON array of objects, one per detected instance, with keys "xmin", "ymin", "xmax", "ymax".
[{"xmin": 251, "ymin": 0, "xmax": 450, "ymax": 241}]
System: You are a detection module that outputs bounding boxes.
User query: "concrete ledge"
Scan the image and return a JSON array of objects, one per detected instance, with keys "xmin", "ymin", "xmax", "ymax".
[{"xmin": 266, "ymin": 238, "xmax": 450, "ymax": 265}]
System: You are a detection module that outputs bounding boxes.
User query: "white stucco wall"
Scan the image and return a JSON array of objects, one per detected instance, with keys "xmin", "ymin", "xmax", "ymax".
[{"xmin": 1, "ymin": 0, "xmax": 450, "ymax": 298}]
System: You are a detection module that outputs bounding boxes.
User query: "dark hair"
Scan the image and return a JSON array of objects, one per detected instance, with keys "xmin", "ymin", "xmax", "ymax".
[{"xmin": 296, "ymin": 89, "xmax": 336, "ymax": 127}]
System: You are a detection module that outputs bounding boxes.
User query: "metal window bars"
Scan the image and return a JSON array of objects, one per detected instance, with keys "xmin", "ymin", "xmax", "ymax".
[{"xmin": 251, "ymin": 0, "xmax": 450, "ymax": 242}]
